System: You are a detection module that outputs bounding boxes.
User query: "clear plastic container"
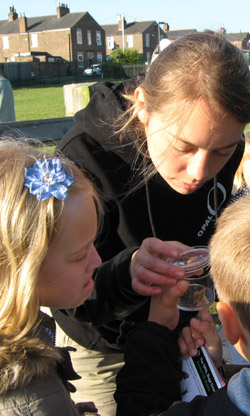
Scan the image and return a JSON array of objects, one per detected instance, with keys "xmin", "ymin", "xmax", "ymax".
[{"xmin": 168, "ymin": 246, "xmax": 214, "ymax": 311}]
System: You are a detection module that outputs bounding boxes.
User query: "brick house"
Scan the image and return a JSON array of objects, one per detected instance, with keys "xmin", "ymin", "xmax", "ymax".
[
  {"xmin": 102, "ymin": 16, "xmax": 166, "ymax": 63},
  {"xmin": 163, "ymin": 27, "xmax": 250, "ymax": 51},
  {"xmin": 0, "ymin": 4, "xmax": 106, "ymax": 68},
  {"xmin": 150, "ymin": 28, "xmax": 197, "ymax": 59},
  {"xmin": 154, "ymin": 28, "xmax": 250, "ymax": 57},
  {"xmin": 224, "ymin": 32, "xmax": 250, "ymax": 50},
  {"xmin": 166, "ymin": 28, "xmax": 197, "ymax": 41}
]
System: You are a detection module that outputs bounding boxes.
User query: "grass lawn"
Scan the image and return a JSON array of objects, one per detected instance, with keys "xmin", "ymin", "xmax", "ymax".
[
  {"xmin": 13, "ymin": 79, "xmax": 122, "ymax": 122},
  {"xmin": 13, "ymin": 84, "xmax": 250, "ymax": 136},
  {"xmin": 13, "ymin": 84, "xmax": 66, "ymax": 121}
]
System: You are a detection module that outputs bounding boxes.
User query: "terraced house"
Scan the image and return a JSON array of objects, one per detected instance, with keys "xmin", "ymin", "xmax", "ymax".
[
  {"xmin": 102, "ymin": 15, "xmax": 167, "ymax": 63},
  {"xmin": 0, "ymin": 4, "xmax": 106, "ymax": 67}
]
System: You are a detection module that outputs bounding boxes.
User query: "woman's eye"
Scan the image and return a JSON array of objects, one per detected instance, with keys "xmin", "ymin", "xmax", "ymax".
[
  {"xmin": 215, "ymin": 151, "xmax": 230, "ymax": 157},
  {"xmin": 171, "ymin": 138, "xmax": 195, "ymax": 153},
  {"xmin": 214, "ymin": 148, "xmax": 234, "ymax": 157},
  {"xmin": 173, "ymin": 144, "xmax": 194, "ymax": 153},
  {"xmin": 214, "ymin": 144, "xmax": 237, "ymax": 157}
]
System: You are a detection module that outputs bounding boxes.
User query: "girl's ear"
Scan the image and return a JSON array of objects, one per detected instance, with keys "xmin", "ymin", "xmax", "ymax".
[
  {"xmin": 134, "ymin": 87, "xmax": 148, "ymax": 125},
  {"xmin": 217, "ymin": 301, "xmax": 242, "ymax": 345}
]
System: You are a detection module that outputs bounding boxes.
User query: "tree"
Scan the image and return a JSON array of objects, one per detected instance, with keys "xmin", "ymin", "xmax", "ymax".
[
  {"xmin": 110, "ymin": 48, "xmax": 124, "ymax": 63},
  {"xmin": 110, "ymin": 48, "xmax": 141, "ymax": 64}
]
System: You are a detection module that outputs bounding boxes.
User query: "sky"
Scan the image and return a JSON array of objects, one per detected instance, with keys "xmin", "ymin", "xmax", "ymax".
[{"xmin": 0, "ymin": 0, "xmax": 250, "ymax": 34}]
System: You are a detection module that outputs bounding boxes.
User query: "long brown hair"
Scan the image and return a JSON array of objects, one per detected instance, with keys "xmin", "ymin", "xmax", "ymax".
[{"xmin": 119, "ymin": 32, "xmax": 250, "ymax": 147}]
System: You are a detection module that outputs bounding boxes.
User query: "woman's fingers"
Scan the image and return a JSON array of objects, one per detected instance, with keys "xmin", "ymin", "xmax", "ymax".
[{"xmin": 130, "ymin": 238, "xmax": 187, "ymax": 295}]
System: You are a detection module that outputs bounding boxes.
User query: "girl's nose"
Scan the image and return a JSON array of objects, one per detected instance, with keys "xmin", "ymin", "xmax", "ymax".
[
  {"xmin": 87, "ymin": 245, "xmax": 102, "ymax": 272},
  {"xmin": 186, "ymin": 150, "xmax": 209, "ymax": 181}
]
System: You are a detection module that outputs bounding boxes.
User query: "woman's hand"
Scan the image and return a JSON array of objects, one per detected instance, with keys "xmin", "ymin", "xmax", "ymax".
[
  {"xmin": 130, "ymin": 238, "xmax": 189, "ymax": 296},
  {"xmin": 148, "ymin": 279, "xmax": 189, "ymax": 329},
  {"xmin": 178, "ymin": 308, "xmax": 222, "ymax": 368}
]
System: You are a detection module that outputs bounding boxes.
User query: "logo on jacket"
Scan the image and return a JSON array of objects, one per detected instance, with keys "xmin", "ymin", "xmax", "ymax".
[{"xmin": 197, "ymin": 182, "xmax": 227, "ymax": 237}]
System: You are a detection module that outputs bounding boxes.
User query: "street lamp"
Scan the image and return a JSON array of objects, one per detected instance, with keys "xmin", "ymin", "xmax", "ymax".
[{"xmin": 122, "ymin": 15, "xmax": 125, "ymax": 52}]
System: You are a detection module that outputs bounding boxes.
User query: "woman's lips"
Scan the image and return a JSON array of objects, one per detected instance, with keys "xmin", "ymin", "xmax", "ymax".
[{"xmin": 178, "ymin": 180, "xmax": 203, "ymax": 191}]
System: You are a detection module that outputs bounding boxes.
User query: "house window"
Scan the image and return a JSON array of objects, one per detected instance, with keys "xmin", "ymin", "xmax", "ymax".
[
  {"xmin": 31, "ymin": 33, "xmax": 38, "ymax": 48},
  {"xmin": 87, "ymin": 30, "xmax": 92, "ymax": 45},
  {"xmin": 97, "ymin": 52, "xmax": 102, "ymax": 62},
  {"xmin": 145, "ymin": 33, "xmax": 150, "ymax": 48},
  {"xmin": 96, "ymin": 31, "xmax": 102, "ymax": 46},
  {"xmin": 77, "ymin": 52, "xmax": 84, "ymax": 68},
  {"xmin": 87, "ymin": 51, "xmax": 94, "ymax": 66},
  {"xmin": 107, "ymin": 36, "xmax": 114, "ymax": 50},
  {"xmin": 127, "ymin": 35, "xmax": 133, "ymax": 48},
  {"xmin": 3, "ymin": 36, "xmax": 9, "ymax": 49},
  {"xmin": 76, "ymin": 29, "xmax": 82, "ymax": 45},
  {"xmin": 146, "ymin": 52, "xmax": 151, "ymax": 63}
]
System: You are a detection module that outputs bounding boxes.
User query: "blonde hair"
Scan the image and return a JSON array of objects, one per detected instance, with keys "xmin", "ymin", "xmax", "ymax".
[
  {"xmin": 0, "ymin": 138, "xmax": 100, "ymax": 391},
  {"xmin": 209, "ymin": 194, "xmax": 250, "ymax": 332},
  {"xmin": 232, "ymin": 132, "xmax": 250, "ymax": 194}
]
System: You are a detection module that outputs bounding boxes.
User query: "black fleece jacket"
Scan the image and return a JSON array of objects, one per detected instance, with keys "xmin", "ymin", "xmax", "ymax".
[
  {"xmin": 52, "ymin": 79, "xmax": 244, "ymax": 353},
  {"xmin": 114, "ymin": 322, "xmax": 244, "ymax": 416}
]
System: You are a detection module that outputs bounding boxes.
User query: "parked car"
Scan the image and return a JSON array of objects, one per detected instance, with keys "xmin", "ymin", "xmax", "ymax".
[{"xmin": 83, "ymin": 64, "xmax": 102, "ymax": 76}]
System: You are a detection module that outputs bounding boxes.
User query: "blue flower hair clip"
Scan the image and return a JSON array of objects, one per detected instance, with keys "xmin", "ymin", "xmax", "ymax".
[{"xmin": 24, "ymin": 158, "xmax": 74, "ymax": 201}]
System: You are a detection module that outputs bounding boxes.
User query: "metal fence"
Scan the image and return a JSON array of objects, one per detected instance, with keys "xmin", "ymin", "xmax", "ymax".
[{"xmin": 2, "ymin": 61, "xmax": 147, "ymax": 87}]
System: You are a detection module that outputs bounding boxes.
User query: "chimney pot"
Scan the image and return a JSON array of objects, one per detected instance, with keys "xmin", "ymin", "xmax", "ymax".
[
  {"xmin": 19, "ymin": 13, "xmax": 27, "ymax": 33},
  {"xmin": 163, "ymin": 23, "xmax": 170, "ymax": 32},
  {"xmin": 57, "ymin": 3, "xmax": 70, "ymax": 18},
  {"xmin": 8, "ymin": 6, "xmax": 18, "ymax": 22},
  {"xmin": 118, "ymin": 15, "xmax": 126, "ymax": 31}
]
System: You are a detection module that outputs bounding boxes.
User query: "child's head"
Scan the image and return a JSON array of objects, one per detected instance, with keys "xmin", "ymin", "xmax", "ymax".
[
  {"xmin": 232, "ymin": 131, "xmax": 250, "ymax": 194},
  {"xmin": 0, "ymin": 138, "xmax": 101, "ymax": 342},
  {"xmin": 209, "ymin": 195, "xmax": 250, "ymax": 359},
  {"xmin": 120, "ymin": 32, "xmax": 250, "ymax": 194}
]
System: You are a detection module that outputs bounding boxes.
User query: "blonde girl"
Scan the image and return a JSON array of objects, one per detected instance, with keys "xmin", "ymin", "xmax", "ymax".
[
  {"xmin": 232, "ymin": 131, "xmax": 250, "ymax": 199},
  {"xmin": 0, "ymin": 138, "xmax": 101, "ymax": 415}
]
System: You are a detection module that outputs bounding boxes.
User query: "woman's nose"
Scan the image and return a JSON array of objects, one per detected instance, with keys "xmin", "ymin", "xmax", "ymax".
[{"xmin": 186, "ymin": 150, "xmax": 210, "ymax": 181}]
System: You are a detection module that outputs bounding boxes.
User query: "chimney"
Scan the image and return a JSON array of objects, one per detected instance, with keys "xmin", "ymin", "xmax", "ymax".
[
  {"xmin": 219, "ymin": 27, "xmax": 226, "ymax": 34},
  {"xmin": 57, "ymin": 3, "xmax": 70, "ymax": 19},
  {"xmin": 163, "ymin": 23, "xmax": 170, "ymax": 32},
  {"xmin": 118, "ymin": 15, "xmax": 126, "ymax": 31},
  {"xmin": 19, "ymin": 13, "xmax": 27, "ymax": 32},
  {"xmin": 8, "ymin": 6, "xmax": 18, "ymax": 22}
]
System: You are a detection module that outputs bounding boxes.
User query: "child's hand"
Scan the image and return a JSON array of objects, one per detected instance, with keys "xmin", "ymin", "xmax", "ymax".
[
  {"xmin": 75, "ymin": 401, "xmax": 100, "ymax": 415},
  {"xmin": 178, "ymin": 308, "xmax": 222, "ymax": 367},
  {"xmin": 148, "ymin": 279, "xmax": 189, "ymax": 330}
]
